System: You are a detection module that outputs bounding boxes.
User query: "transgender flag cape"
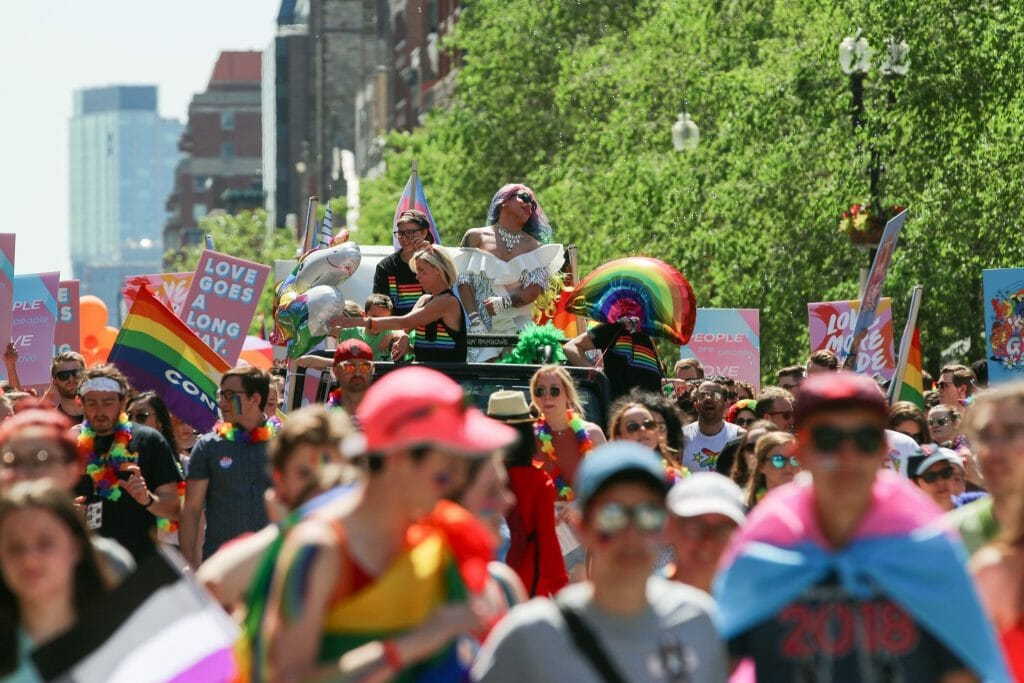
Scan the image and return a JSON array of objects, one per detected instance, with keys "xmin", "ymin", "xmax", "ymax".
[{"xmin": 713, "ymin": 471, "xmax": 1010, "ymax": 682}]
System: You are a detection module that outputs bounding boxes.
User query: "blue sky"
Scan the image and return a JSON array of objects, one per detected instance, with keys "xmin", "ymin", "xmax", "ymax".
[{"xmin": 0, "ymin": 0, "xmax": 280, "ymax": 276}]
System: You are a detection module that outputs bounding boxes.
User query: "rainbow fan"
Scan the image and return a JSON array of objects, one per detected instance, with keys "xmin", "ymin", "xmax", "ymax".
[{"xmin": 566, "ymin": 257, "xmax": 697, "ymax": 345}]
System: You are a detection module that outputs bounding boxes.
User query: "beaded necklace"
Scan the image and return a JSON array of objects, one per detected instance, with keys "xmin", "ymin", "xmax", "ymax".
[
  {"xmin": 535, "ymin": 410, "xmax": 594, "ymax": 501},
  {"xmin": 214, "ymin": 418, "xmax": 278, "ymax": 443},
  {"xmin": 79, "ymin": 413, "xmax": 138, "ymax": 501},
  {"xmin": 326, "ymin": 388, "xmax": 344, "ymax": 409}
]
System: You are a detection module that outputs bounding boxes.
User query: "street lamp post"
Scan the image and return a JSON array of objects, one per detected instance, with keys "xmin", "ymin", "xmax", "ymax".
[{"xmin": 671, "ymin": 100, "xmax": 700, "ymax": 152}]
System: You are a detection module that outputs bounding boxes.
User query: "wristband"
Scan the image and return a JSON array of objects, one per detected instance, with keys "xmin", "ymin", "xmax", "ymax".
[
  {"xmin": 382, "ymin": 639, "xmax": 402, "ymax": 672},
  {"xmin": 143, "ymin": 492, "xmax": 155, "ymax": 509}
]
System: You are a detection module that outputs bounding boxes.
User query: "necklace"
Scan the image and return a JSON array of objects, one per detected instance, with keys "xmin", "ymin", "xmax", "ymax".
[
  {"xmin": 495, "ymin": 225, "xmax": 524, "ymax": 251},
  {"xmin": 535, "ymin": 410, "xmax": 594, "ymax": 501},
  {"xmin": 327, "ymin": 388, "xmax": 344, "ymax": 409},
  {"xmin": 214, "ymin": 418, "xmax": 278, "ymax": 443},
  {"xmin": 79, "ymin": 414, "xmax": 138, "ymax": 501}
]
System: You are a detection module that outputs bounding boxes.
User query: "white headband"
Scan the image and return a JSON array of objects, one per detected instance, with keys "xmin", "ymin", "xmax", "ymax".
[{"xmin": 78, "ymin": 377, "xmax": 124, "ymax": 396}]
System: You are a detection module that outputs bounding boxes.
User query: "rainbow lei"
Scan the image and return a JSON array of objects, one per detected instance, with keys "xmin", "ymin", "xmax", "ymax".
[
  {"xmin": 326, "ymin": 388, "xmax": 343, "ymax": 409},
  {"xmin": 157, "ymin": 478, "xmax": 186, "ymax": 533},
  {"xmin": 214, "ymin": 418, "xmax": 278, "ymax": 443},
  {"xmin": 79, "ymin": 414, "xmax": 138, "ymax": 502},
  {"xmin": 662, "ymin": 458, "xmax": 690, "ymax": 485},
  {"xmin": 534, "ymin": 410, "xmax": 594, "ymax": 501}
]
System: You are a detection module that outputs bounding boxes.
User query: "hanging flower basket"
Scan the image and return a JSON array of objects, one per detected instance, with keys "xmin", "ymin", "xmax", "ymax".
[{"xmin": 839, "ymin": 203, "xmax": 905, "ymax": 246}]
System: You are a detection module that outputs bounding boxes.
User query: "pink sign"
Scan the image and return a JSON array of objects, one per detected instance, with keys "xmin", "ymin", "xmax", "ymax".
[
  {"xmin": 12, "ymin": 272, "xmax": 60, "ymax": 386},
  {"xmin": 182, "ymin": 250, "xmax": 271, "ymax": 364},
  {"xmin": 54, "ymin": 280, "xmax": 80, "ymax": 355},
  {"xmin": 0, "ymin": 235, "xmax": 14, "ymax": 353},
  {"xmin": 124, "ymin": 272, "xmax": 193, "ymax": 314},
  {"xmin": 808, "ymin": 298, "xmax": 896, "ymax": 380},
  {"xmin": 680, "ymin": 308, "xmax": 761, "ymax": 390}
]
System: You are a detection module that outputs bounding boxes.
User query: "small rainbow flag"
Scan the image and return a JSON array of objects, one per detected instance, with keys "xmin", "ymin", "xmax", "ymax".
[
  {"xmin": 890, "ymin": 285, "xmax": 925, "ymax": 409},
  {"xmin": 392, "ymin": 161, "xmax": 441, "ymax": 250},
  {"xmin": 108, "ymin": 284, "xmax": 230, "ymax": 432}
]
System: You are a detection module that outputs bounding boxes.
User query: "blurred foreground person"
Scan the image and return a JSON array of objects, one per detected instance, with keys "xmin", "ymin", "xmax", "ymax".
[
  {"xmin": 261, "ymin": 367, "xmax": 516, "ymax": 683},
  {"xmin": 0, "ymin": 480, "xmax": 114, "ymax": 681},
  {"xmin": 715, "ymin": 372, "xmax": 1007, "ymax": 682},
  {"xmin": 473, "ymin": 441, "xmax": 728, "ymax": 682}
]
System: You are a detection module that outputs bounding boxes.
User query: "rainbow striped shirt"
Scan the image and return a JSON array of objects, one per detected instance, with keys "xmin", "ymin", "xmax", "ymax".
[{"xmin": 389, "ymin": 276, "xmax": 423, "ymax": 315}]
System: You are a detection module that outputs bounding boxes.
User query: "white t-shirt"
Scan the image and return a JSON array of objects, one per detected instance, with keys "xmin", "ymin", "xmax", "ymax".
[
  {"xmin": 883, "ymin": 429, "xmax": 920, "ymax": 478},
  {"xmin": 682, "ymin": 421, "xmax": 744, "ymax": 473}
]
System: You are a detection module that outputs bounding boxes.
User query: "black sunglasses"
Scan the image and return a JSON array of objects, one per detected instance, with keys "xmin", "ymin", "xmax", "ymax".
[
  {"xmin": 918, "ymin": 466, "xmax": 956, "ymax": 484},
  {"xmin": 624, "ymin": 419, "xmax": 657, "ymax": 434},
  {"xmin": 533, "ymin": 386, "xmax": 561, "ymax": 398},
  {"xmin": 515, "ymin": 191, "xmax": 536, "ymax": 208},
  {"xmin": 809, "ymin": 424, "xmax": 885, "ymax": 454},
  {"xmin": 54, "ymin": 369, "xmax": 81, "ymax": 382},
  {"xmin": 130, "ymin": 411, "xmax": 152, "ymax": 422},
  {"xmin": 928, "ymin": 416, "xmax": 956, "ymax": 427}
]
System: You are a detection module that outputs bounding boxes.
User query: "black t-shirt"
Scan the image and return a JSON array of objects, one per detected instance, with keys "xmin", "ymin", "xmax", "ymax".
[
  {"xmin": 74, "ymin": 425, "xmax": 182, "ymax": 561},
  {"xmin": 729, "ymin": 575, "xmax": 967, "ymax": 682},
  {"xmin": 57, "ymin": 402, "xmax": 84, "ymax": 426},
  {"xmin": 587, "ymin": 323, "xmax": 664, "ymax": 400},
  {"xmin": 373, "ymin": 251, "xmax": 424, "ymax": 316}
]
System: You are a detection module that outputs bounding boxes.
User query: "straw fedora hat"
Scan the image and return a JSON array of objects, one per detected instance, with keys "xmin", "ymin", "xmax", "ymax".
[{"xmin": 486, "ymin": 390, "xmax": 537, "ymax": 424}]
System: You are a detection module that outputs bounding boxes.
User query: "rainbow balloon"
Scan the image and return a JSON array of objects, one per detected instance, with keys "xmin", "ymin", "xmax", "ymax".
[{"xmin": 566, "ymin": 257, "xmax": 697, "ymax": 345}]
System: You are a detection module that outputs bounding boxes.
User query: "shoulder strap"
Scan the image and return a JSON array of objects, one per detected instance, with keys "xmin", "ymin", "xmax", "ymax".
[{"xmin": 557, "ymin": 604, "xmax": 629, "ymax": 683}]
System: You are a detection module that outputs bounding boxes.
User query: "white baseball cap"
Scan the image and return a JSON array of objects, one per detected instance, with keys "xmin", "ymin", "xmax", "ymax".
[{"xmin": 666, "ymin": 472, "xmax": 746, "ymax": 525}]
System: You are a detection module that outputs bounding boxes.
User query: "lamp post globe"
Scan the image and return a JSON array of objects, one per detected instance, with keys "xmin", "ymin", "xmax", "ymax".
[{"xmin": 672, "ymin": 111, "xmax": 700, "ymax": 152}]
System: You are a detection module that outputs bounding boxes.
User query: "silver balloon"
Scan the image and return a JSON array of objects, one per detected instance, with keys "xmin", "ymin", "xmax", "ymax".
[
  {"xmin": 303, "ymin": 285, "xmax": 347, "ymax": 336},
  {"xmin": 293, "ymin": 242, "xmax": 362, "ymax": 293}
]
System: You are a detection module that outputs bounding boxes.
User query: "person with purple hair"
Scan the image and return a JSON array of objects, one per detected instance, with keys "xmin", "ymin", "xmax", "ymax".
[{"xmin": 456, "ymin": 184, "xmax": 564, "ymax": 362}]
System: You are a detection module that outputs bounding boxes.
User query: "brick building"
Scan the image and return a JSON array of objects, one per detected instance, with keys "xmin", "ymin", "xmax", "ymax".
[{"xmin": 165, "ymin": 51, "xmax": 264, "ymax": 253}]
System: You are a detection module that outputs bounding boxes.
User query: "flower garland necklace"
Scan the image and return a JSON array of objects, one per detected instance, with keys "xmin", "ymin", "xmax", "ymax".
[
  {"xmin": 535, "ymin": 410, "xmax": 594, "ymax": 501},
  {"xmin": 327, "ymin": 388, "xmax": 344, "ymax": 409},
  {"xmin": 79, "ymin": 413, "xmax": 138, "ymax": 501},
  {"xmin": 214, "ymin": 418, "xmax": 278, "ymax": 443}
]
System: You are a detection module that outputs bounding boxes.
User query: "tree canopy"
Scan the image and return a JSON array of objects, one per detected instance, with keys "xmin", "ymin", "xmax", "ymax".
[{"xmin": 358, "ymin": 0, "xmax": 1024, "ymax": 380}]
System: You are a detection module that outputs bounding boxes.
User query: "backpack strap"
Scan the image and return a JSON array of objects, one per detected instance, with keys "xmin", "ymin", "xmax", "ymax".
[{"xmin": 557, "ymin": 603, "xmax": 629, "ymax": 683}]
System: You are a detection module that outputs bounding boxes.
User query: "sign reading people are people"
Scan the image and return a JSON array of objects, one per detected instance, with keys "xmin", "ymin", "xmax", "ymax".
[
  {"xmin": 679, "ymin": 308, "xmax": 761, "ymax": 390},
  {"xmin": 12, "ymin": 272, "xmax": 60, "ymax": 386},
  {"xmin": 808, "ymin": 298, "xmax": 896, "ymax": 381},
  {"xmin": 54, "ymin": 280, "xmax": 80, "ymax": 356},
  {"xmin": 982, "ymin": 267, "xmax": 1024, "ymax": 384},
  {"xmin": 182, "ymin": 250, "xmax": 270, "ymax": 364}
]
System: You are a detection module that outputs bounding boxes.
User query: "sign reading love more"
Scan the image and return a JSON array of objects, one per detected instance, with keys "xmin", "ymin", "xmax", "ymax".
[
  {"xmin": 54, "ymin": 280, "xmax": 80, "ymax": 356},
  {"xmin": 0, "ymin": 235, "xmax": 15, "ymax": 355},
  {"xmin": 182, "ymin": 251, "xmax": 270, "ymax": 364},
  {"xmin": 679, "ymin": 309, "xmax": 761, "ymax": 390},
  {"xmin": 808, "ymin": 298, "xmax": 896, "ymax": 381},
  {"xmin": 982, "ymin": 268, "xmax": 1024, "ymax": 384},
  {"xmin": 12, "ymin": 272, "xmax": 60, "ymax": 386}
]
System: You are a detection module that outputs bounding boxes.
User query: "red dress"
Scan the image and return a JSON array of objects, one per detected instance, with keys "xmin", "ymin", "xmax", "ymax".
[{"xmin": 504, "ymin": 465, "xmax": 568, "ymax": 597}]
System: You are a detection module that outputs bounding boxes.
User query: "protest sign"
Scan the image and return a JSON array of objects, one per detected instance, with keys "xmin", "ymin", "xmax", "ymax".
[
  {"xmin": 679, "ymin": 308, "xmax": 761, "ymax": 390},
  {"xmin": 12, "ymin": 272, "xmax": 60, "ymax": 386},
  {"xmin": 182, "ymin": 250, "xmax": 270, "ymax": 364},
  {"xmin": 844, "ymin": 210, "xmax": 907, "ymax": 370},
  {"xmin": 54, "ymin": 280, "xmax": 80, "ymax": 356},
  {"xmin": 124, "ymin": 272, "xmax": 193, "ymax": 315},
  {"xmin": 983, "ymin": 268, "xmax": 1024, "ymax": 384},
  {"xmin": 808, "ymin": 298, "xmax": 896, "ymax": 381},
  {"xmin": 0, "ymin": 235, "xmax": 14, "ymax": 357}
]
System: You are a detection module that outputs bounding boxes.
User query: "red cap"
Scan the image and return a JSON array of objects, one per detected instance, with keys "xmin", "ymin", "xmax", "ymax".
[
  {"xmin": 333, "ymin": 339, "xmax": 374, "ymax": 364},
  {"xmin": 349, "ymin": 366, "xmax": 517, "ymax": 456},
  {"xmin": 794, "ymin": 372, "xmax": 888, "ymax": 428}
]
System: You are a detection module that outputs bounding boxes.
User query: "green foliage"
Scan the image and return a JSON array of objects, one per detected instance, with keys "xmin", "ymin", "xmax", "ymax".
[
  {"xmin": 360, "ymin": 0, "xmax": 1024, "ymax": 381},
  {"xmin": 163, "ymin": 209, "xmax": 300, "ymax": 335}
]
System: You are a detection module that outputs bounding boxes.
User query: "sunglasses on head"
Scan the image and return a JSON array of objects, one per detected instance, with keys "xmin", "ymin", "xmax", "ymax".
[
  {"xmin": 808, "ymin": 424, "xmax": 885, "ymax": 454},
  {"xmin": 533, "ymin": 385, "xmax": 561, "ymax": 398},
  {"xmin": 928, "ymin": 415, "xmax": 956, "ymax": 427},
  {"xmin": 918, "ymin": 466, "xmax": 957, "ymax": 484},
  {"xmin": 770, "ymin": 454, "xmax": 800, "ymax": 469},
  {"xmin": 624, "ymin": 419, "xmax": 657, "ymax": 434},
  {"xmin": 54, "ymin": 369, "xmax": 81, "ymax": 382},
  {"xmin": 592, "ymin": 502, "xmax": 666, "ymax": 535}
]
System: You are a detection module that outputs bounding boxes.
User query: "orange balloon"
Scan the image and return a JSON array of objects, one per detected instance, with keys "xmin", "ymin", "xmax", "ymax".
[
  {"xmin": 80, "ymin": 296, "xmax": 109, "ymax": 335},
  {"xmin": 82, "ymin": 334, "xmax": 100, "ymax": 351},
  {"xmin": 99, "ymin": 326, "xmax": 119, "ymax": 347}
]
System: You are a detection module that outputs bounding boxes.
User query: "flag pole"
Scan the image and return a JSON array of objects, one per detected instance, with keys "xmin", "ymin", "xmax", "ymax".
[
  {"xmin": 300, "ymin": 195, "xmax": 319, "ymax": 255},
  {"xmin": 889, "ymin": 284, "xmax": 923, "ymax": 404}
]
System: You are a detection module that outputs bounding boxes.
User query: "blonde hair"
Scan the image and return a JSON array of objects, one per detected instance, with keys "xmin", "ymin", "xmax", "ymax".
[
  {"xmin": 529, "ymin": 365, "xmax": 584, "ymax": 415},
  {"xmin": 409, "ymin": 247, "xmax": 458, "ymax": 290},
  {"xmin": 744, "ymin": 431, "xmax": 796, "ymax": 507}
]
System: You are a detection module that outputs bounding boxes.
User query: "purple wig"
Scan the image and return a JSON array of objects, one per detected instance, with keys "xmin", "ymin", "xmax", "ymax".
[{"xmin": 486, "ymin": 183, "xmax": 552, "ymax": 244}]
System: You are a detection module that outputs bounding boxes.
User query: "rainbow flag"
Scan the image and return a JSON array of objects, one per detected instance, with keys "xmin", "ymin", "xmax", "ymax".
[
  {"xmin": 392, "ymin": 163, "xmax": 441, "ymax": 250},
  {"xmin": 108, "ymin": 284, "xmax": 230, "ymax": 432},
  {"xmin": 897, "ymin": 324, "xmax": 925, "ymax": 408}
]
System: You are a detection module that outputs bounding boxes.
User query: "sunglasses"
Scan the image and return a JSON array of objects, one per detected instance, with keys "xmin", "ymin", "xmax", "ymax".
[
  {"xmin": 1, "ymin": 449, "xmax": 67, "ymax": 470},
  {"xmin": 770, "ymin": 454, "xmax": 800, "ymax": 469},
  {"xmin": 592, "ymin": 502, "xmax": 666, "ymax": 535},
  {"xmin": 624, "ymin": 419, "xmax": 657, "ymax": 434},
  {"xmin": 678, "ymin": 518, "xmax": 736, "ymax": 542},
  {"xmin": 338, "ymin": 361, "xmax": 373, "ymax": 374},
  {"xmin": 918, "ymin": 466, "xmax": 957, "ymax": 484},
  {"xmin": 533, "ymin": 385, "xmax": 561, "ymax": 398},
  {"xmin": 130, "ymin": 411, "xmax": 152, "ymax": 422},
  {"xmin": 808, "ymin": 424, "xmax": 885, "ymax": 454},
  {"xmin": 897, "ymin": 430, "xmax": 923, "ymax": 444},
  {"xmin": 928, "ymin": 416, "xmax": 956, "ymax": 427},
  {"xmin": 54, "ymin": 369, "xmax": 81, "ymax": 382},
  {"xmin": 695, "ymin": 391, "xmax": 724, "ymax": 402},
  {"xmin": 393, "ymin": 227, "xmax": 427, "ymax": 238},
  {"xmin": 767, "ymin": 410, "xmax": 794, "ymax": 420},
  {"xmin": 735, "ymin": 417, "xmax": 756, "ymax": 427},
  {"xmin": 936, "ymin": 380, "xmax": 954, "ymax": 389},
  {"xmin": 515, "ymin": 191, "xmax": 536, "ymax": 207}
]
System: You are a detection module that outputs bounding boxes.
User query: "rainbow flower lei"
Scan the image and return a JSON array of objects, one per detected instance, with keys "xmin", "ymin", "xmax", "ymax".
[
  {"xmin": 157, "ymin": 478, "xmax": 186, "ymax": 533},
  {"xmin": 326, "ymin": 388, "xmax": 344, "ymax": 409},
  {"xmin": 214, "ymin": 418, "xmax": 278, "ymax": 443},
  {"xmin": 79, "ymin": 413, "xmax": 138, "ymax": 502},
  {"xmin": 662, "ymin": 458, "xmax": 690, "ymax": 485},
  {"xmin": 534, "ymin": 410, "xmax": 594, "ymax": 501}
]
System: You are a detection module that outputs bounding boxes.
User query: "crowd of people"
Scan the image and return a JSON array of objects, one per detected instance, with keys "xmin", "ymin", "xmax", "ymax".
[{"xmin": 0, "ymin": 187, "xmax": 1021, "ymax": 681}]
